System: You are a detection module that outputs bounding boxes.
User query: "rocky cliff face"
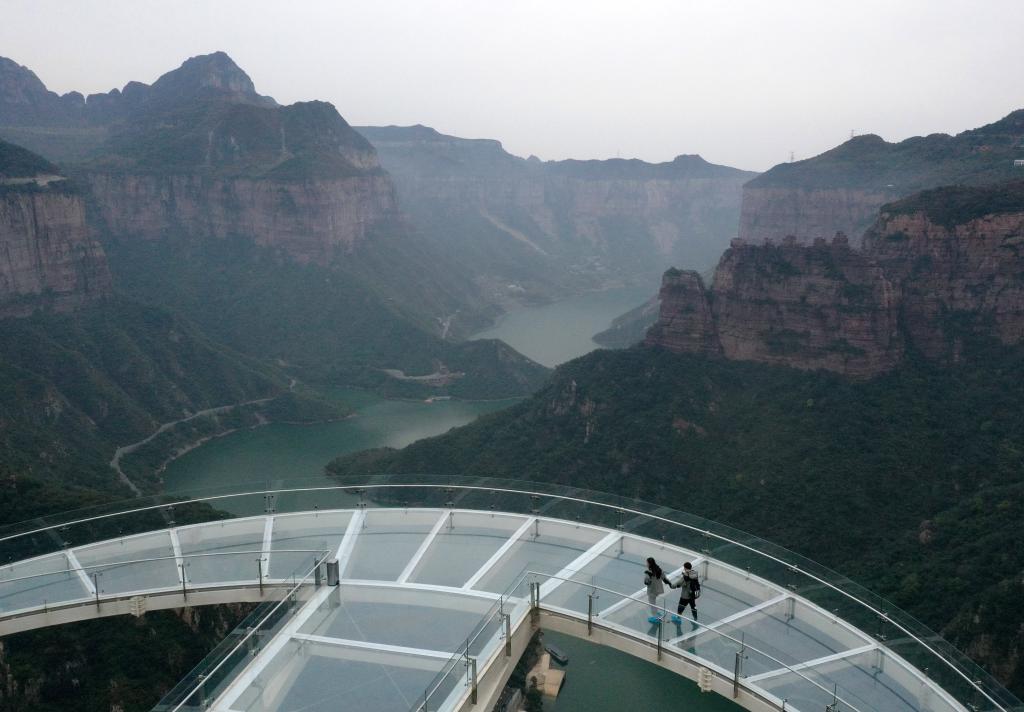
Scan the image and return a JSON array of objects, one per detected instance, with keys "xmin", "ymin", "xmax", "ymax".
[
  {"xmin": 0, "ymin": 185, "xmax": 111, "ymax": 317},
  {"xmin": 737, "ymin": 186, "xmax": 897, "ymax": 247},
  {"xmin": 643, "ymin": 270, "xmax": 720, "ymax": 355},
  {"xmin": 738, "ymin": 111, "xmax": 1024, "ymax": 246},
  {"xmin": 67, "ymin": 62, "xmax": 400, "ymax": 265},
  {"xmin": 0, "ymin": 140, "xmax": 111, "ymax": 317},
  {"xmin": 864, "ymin": 191, "xmax": 1024, "ymax": 360},
  {"xmin": 709, "ymin": 236, "xmax": 903, "ymax": 376},
  {"xmin": 85, "ymin": 171, "xmax": 398, "ymax": 263},
  {"xmin": 648, "ymin": 181, "xmax": 1024, "ymax": 376}
]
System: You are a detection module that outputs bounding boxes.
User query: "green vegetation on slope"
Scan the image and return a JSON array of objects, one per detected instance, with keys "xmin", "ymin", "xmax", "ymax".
[
  {"xmin": 329, "ymin": 345, "xmax": 1024, "ymax": 695},
  {"xmin": 0, "ymin": 299, "xmax": 284, "ymax": 491},
  {"xmin": 882, "ymin": 179, "xmax": 1024, "ymax": 227},
  {"xmin": 750, "ymin": 109, "xmax": 1024, "ymax": 191},
  {"xmin": 93, "ymin": 99, "xmax": 379, "ymax": 179},
  {"xmin": 104, "ymin": 234, "xmax": 548, "ymax": 399},
  {"xmin": 0, "ymin": 137, "xmax": 59, "ymax": 177}
]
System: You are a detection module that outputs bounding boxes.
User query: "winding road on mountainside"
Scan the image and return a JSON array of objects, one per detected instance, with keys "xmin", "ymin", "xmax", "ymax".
[{"xmin": 109, "ymin": 379, "xmax": 299, "ymax": 496}]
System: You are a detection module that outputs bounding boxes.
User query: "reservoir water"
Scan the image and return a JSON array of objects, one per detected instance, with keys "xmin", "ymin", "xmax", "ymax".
[
  {"xmin": 471, "ymin": 284, "xmax": 654, "ymax": 367},
  {"xmin": 163, "ymin": 387, "xmax": 513, "ymax": 493},
  {"xmin": 543, "ymin": 632, "xmax": 741, "ymax": 712},
  {"xmin": 164, "ymin": 284, "xmax": 656, "ymax": 494}
]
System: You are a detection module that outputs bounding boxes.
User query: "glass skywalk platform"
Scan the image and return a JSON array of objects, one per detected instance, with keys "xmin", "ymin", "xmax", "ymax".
[{"xmin": 0, "ymin": 477, "xmax": 1018, "ymax": 712}]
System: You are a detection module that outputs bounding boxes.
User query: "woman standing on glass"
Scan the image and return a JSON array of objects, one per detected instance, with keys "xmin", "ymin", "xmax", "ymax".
[{"xmin": 644, "ymin": 557, "xmax": 673, "ymax": 623}]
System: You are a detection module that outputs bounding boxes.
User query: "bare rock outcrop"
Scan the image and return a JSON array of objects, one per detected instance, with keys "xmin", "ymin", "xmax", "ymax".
[
  {"xmin": 711, "ymin": 236, "xmax": 902, "ymax": 376},
  {"xmin": 85, "ymin": 172, "xmax": 398, "ymax": 264},
  {"xmin": 864, "ymin": 191, "xmax": 1024, "ymax": 360},
  {"xmin": 647, "ymin": 181, "xmax": 1024, "ymax": 377},
  {"xmin": 737, "ymin": 186, "xmax": 896, "ymax": 248},
  {"xmin": 643, "ymin": 269, "xmax": 720, "ymax": 355},
  {"xmin": 0, "ymin": 184, "xmax": 111, "ymax": 317}
]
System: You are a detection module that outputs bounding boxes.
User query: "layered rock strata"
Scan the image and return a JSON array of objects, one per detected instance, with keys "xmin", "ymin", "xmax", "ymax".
[
  {"xmin": 737, "ymin": 186, "xmax": 896, "ymax": 248},
  {"xmin": 84, "ymin": 172, "xmax": 398, "ymax": 264},
  {"xmin": 647, "ymin": 186, "xmax": 1024, "ymax": 377},
  {"xmin": 0, "ymin": 183, "xmax": 111, "ymax": 317}
]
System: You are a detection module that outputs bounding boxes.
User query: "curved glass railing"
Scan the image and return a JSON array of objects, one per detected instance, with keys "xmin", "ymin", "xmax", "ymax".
[
  {"xmin": 410, "ymin": 569, "xmax": 893, "ymax": 712},
  {"xmin": 0, "ymin": 474, "xmax": 1017, "ymax": 712}
]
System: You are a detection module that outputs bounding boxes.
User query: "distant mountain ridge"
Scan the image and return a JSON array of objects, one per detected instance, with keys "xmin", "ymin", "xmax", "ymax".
[
  {"xmin": 358, "ymin": 124, "xmax": 757, "ymax": 304},
  {"xmin": 0, "ymin": 51, "xmax": 274, "ymax": 128},
  {"xmin": 738, "ymin": 109, "xmax": 1024, "ymax": 245}
]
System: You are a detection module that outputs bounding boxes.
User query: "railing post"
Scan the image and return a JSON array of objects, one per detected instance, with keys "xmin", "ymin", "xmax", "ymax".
[
  {"xmin": 529, "ymin": 582, "xmax": 540, "ymax": 624},
  {"xmin": 503, "ymin": 612, "xmax": 512, "ymax": 656},
  {"xmin": 197, "ymin": 673, "xmax": 207, "ymax": 709},
  {"xmin": 469, "ymin": 656, "xmax": 478, "ymax": 704},
  {"xmin": 587, "ymin": 593, "xmax": 594, "ymax": 636},
  {"xmin": 733, "ymin": 650, "xmax": 742, "ymax": 698},
  {"xmin": 257, "ymin": 558, "xmax": 264, "ymax": 595},
  {"xmin": 656, "ymin": 614, "xmax": 663, "ymax": 660},
  {"xmin": 92, "ymin": 573, "xmax": 99, "ymax": 610},
  {"xmin": 180, "ymin": 563, "xmax": 187, "ymax": 602}
]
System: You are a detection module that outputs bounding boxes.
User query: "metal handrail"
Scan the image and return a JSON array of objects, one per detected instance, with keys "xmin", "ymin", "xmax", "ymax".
[
  {"xmin": 165, "ymin": 552, "xmax": 331, "ymax": 712},
  {"xmin": 0, "ymin": 549, "xmax": 325, "ymax": 588},
  {"xmin": 416, "ymin": 567, "xmax": 866, "ymax": 712},
  {"xmin": 531, "ymin": 570, "xmax": 865, "ymax": 712},
  {"xmin": 0, "ymin": 479, "xmax": 1013, "ymax": 711}
]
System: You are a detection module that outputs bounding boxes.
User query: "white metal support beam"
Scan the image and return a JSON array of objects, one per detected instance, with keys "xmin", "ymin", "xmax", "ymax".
[
  {"xmin": 746, "ymin": 643, "xmax": 879, "ymax": 683},
  {"xmin": 462, "ymin": 516, "xmax": 535, "ymax": 590},
  {"xmin": 261, "ymin": 516, "xmax": 275, "ymax": 581},
  {"xmin": 64, "ymin": 550, "xmax": 95, "ymax": 596},
  {"xmin": 539, "ymin": 531, "xmax": 621, "ymax": 599},
  {"xmin": 666, "ymin": 592, "xmax": 790, "ymax": 645},
  {"xmin": 169, "ymin": 529, "xmax": 185, "ymax": 585},
  {"xmin": 213, "ymin": 585, "xmax": 333, "ymax": 709},
  {"xmin": 334, "ymin": 509, "xmax": 365, "ymax": 579},
  {"xmin": 397, "ymin": 511, "xmax": 448, "ymax": 584},
  {"xmin": 339, "ymin": 578, "xmax": 503, "ymax": 602},
  {"xmin": 291, "ymin": 633, "xmax": 454, "ymax": 660}
]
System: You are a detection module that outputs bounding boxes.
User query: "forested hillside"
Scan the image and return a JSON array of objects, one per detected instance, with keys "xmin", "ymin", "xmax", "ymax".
[{"xmin": 330, "ymin": 344, "xmax": 1024, "ymax": 696}]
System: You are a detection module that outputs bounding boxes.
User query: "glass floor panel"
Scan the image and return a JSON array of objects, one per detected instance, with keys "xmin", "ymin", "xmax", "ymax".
[
  {"xmin": 544, "ymin": 536, "xmax": 696, "ymax": 614},
  {"xmin": 232, "ymin": 639, "xmax": 445, "ymax": 712},
  {"xmin": 604, "ymin": 562, "xmax": 770, "ymax": 635},
  {"xmin": 177, "ymin": 517, "xmax": 267, "ymax": 584},
  {"xmin": 758, "ymin": 649, "xmax": 962, "ymax": 712},
  {"xmin": 0, "ymin": 552, "xmax": 87, "ymax": 613},
  {"xmin": 686, "ymin": 598, "xmax": 871, "ymax": 677},
  {"xmin": 472, "ymin": 521, "xmax": 606, "ymax": 594},
  {"xmin": 410, "ymin": 513, "xmax": 527, "ymax": 587},
  {"xmin": 298, "ymin": 586, "xmax": 497, "ymax": 652},
  {"xmin": 345, "ymin": 509, "xmax": 441, "ymax": 581},
  {"xmin": 74, "ymin": 530, "xmax": 179, "ymax": 595},
  {"xmin": 269, "ymin": 511, "xmax": 352, "ymax": 579}
]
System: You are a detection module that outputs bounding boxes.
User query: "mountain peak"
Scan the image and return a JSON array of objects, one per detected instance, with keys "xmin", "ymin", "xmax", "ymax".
[{"xmin": 148, "ymin": 51, "xmax": 276, "ymax": 108}]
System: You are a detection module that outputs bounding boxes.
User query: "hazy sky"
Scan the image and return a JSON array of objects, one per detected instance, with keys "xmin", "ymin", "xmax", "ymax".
[{"xmin": 2, "ymin": 0, "xmax": 1022, "ymax": 171}]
